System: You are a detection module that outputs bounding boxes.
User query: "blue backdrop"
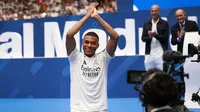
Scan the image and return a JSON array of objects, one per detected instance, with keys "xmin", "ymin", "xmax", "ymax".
[
  {"xmin": 0, "ymin": 6, "xmax": 200, "ymax": 99},
  {"xmin": 133, "ymin": 0, "xmax": 200, "ymax": 10}
]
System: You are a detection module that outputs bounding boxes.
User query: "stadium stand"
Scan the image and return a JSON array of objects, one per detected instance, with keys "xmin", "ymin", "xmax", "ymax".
[{"xmin": 0, "ymin": 0, "xmax": 117, "ymax": 21}]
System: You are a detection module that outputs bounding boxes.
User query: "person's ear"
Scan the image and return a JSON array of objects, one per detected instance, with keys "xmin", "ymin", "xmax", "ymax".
[{"xmin": 97, "ymin": 43, "xmax": 99, "ymax": 49}]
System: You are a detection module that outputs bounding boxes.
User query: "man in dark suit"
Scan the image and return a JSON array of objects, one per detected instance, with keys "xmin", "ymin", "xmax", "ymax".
[
  {"xmin": 141, "ymin": 4, "xmax": 169, "ymax": 70},
  {"xmin": 171, "ymin": 9, "xmax": 199, "ymax": 53}
]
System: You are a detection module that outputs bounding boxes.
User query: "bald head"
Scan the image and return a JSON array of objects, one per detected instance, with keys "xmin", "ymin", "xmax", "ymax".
[
  {"xmin": 175, "ymin": 9, "xmax": 185, "ymax": 15},
  {"xmin": 151, "ymin": 4, "xmax": 160, "ymax": 11},
  {"xmin": 151, "ymin": 4, "xmax": 160, "ymax": 20},
  {"xmin": 175, "ymin": 9, "xmax": 186, "ymax": 24}
]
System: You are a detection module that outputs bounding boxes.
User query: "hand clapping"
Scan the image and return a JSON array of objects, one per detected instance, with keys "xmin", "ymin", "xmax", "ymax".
[
  {"xmin": 148, "ymin": 31, "xmax": 156, "ymax": 37},
  {"xmin": 86, "ymin": 2, "xmax": 99, "ymax": 17}
]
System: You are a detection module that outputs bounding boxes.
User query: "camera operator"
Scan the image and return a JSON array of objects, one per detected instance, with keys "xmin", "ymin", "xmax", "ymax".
[{"xmin": 139, "ymin": 68, "xmax": 179, "ymax": 112}]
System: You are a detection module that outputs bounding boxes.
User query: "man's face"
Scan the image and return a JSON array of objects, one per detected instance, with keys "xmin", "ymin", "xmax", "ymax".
[
  {"xmin": 176, "ymin": 10, "xmax": 186, "ymax": 24},
  {"xmin": 151, "ymin": 6, "xmax": 160, "ymax": 19},
  {"xmin": 82, "ymin": 35, "xmax": 99, "ymax": 57}
]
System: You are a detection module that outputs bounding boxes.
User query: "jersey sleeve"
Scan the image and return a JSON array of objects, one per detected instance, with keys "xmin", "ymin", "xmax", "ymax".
[
  {"xmin": 68, "ymin": 48, "xmax": 81, "ymax": 63},
  {"xmin": 99, "ymin": 49, "xmax": 113, "ymax": 64}
]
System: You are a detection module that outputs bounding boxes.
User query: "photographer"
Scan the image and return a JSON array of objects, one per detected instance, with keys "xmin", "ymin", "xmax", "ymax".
[{"xmin": 139, "ymin": 68, "xmax": 179, "ymax": 112}]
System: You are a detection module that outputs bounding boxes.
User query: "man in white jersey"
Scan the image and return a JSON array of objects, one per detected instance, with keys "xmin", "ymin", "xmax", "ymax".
[
  {"xmin": 66, "ymin": 2, "xmax": 119, "ymax": 112},
  {"xmin": 141, "ymin": 4, "xmax": 169, "ymax": 70}
]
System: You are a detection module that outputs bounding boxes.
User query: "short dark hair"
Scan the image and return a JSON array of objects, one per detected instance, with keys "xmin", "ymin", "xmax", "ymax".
[
  {"xmin": 140, "ymin": 68, "xmax": 179, "ymax": 107},
  {"xmin": 84, "ymin": 32, "xmax": 99, "ymax": 41}
]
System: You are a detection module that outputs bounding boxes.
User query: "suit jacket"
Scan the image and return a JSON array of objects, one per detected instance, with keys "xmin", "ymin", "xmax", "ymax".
[
  {"xmin": 141, "ymin": 18, "xmax": 169, "ymax": 54},
  {"xmin": 171, "ymin": 20, "xmax": 199, "ymax": 53}
]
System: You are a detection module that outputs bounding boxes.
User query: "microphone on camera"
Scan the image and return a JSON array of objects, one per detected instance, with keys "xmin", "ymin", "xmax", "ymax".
[{"xmin": 162, "ymin": 50, "xmax": 189, "ymax": 63}]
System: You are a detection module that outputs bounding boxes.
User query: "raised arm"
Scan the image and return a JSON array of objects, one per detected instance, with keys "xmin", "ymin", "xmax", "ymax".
[
  {"xmin": 66, "ymin": 3, "xmax": 98, "ymax": 55},
  {"xmin": 91, "ymin": 8, "xmax": 119, "ymax": 56}
]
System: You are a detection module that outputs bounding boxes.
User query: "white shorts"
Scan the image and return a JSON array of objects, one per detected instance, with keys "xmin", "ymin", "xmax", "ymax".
[{"xmin": 70, "ymin": 108, "xmax": 107, "ymax": 112}]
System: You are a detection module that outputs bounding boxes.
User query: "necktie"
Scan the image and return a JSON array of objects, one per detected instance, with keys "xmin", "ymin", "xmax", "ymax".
[{"xmin": 181, "ymin": 24, "xmax": 185, "ymax": 29}]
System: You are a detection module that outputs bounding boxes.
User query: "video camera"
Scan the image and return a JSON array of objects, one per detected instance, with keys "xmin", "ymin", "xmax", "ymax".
[
  {"xmin": 188, "ymin": 43, "xmax": 200, "ymax": 62},
  {"xmin": 162, "ymin": 45, "xmax": 200, "ymax": 106},
  {"xmin": 127, "ymin": 70, "xmax": 144, "ymax": 84},
  {"xmin": 161, "ymin": 43, "xmax": 200, "ymax": 64},
  {"xmin": 126, "ymin": 50, "xmax": 190, "ymax": 83},
  {"xmin": 127, "ymin": 70, "xmax": 145, "ymax": 91},
  {"xmin": 127, "ymin": 43, "xmax": 200, "ymax": 107}
]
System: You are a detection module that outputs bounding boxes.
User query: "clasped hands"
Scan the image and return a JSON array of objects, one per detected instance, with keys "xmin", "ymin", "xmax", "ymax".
[
  {"xmin": 148, "ymin": 31, "xmax": 157, "ymax": 38},
  {"xmin": 86, "ymin": 2, "xmax": 99, "ymax": 18},
  {"xmin": 177, "ymin": 28, "xmax": 185, "ymax": 38}
]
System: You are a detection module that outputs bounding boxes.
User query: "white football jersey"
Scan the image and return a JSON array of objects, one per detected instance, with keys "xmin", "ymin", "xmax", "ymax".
[{"xmin": 69, "ymin": 48, "xmax": 112, "ymax": 111}]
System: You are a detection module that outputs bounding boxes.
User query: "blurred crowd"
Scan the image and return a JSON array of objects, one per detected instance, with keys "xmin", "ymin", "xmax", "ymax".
[{"xmin": 0, "ymin": 0, "xmax": 117, "ymax": 21}]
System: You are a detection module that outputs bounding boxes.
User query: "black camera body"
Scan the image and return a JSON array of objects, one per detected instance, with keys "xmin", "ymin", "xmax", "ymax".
[
  {"xmin": 188, "ymin": 43, "xmax": 200, "ymax": 62},
  {"xmin": 127, "ymin": 42, "xmax": 200, "ymax": 107},
  {"xmin": 127, "ymin": 70, "xmax": 145, "ymax": 84}
]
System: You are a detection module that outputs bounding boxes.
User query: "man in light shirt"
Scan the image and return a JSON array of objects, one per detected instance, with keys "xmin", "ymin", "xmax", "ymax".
[{"xmin": 66, "ymin": 2, "xmax": 119, "ymax": 112}]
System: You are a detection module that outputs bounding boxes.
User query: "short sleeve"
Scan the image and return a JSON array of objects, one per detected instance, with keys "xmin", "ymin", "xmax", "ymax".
[
  {"xmin": 68, "ymin": 48, "xmax": 81, "ymax": 63},
  {"xmin": 98, "ymin": 49, "xmax": 113, "ymax": 63}
]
